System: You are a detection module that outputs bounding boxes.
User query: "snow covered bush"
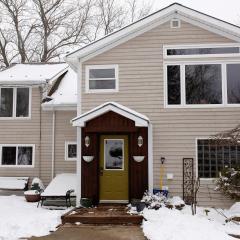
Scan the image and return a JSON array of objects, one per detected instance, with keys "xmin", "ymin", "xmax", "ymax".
[
  {"xmin": 141, "ymin": 192, "xmax": 186, "ymax": 210},
  {"xmin": 142, "ymin": 191, "xmax": 166, "ymax": 210},
  {"xmin": 215, "ymin": 168, "xmax": 240, "ymax": 200},
  {"xmin": 30, "ymin": 178, "xmax": 45, "ymax": 192}
]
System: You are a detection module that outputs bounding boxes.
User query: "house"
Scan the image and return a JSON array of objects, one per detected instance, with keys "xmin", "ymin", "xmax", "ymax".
[
  {"xmin": 0, "ymin": 63, "xmax": 77, "ymax": 187},
  {"xmin": 1, "ymin": 3, "xmax": 240, "ymax": 208}
]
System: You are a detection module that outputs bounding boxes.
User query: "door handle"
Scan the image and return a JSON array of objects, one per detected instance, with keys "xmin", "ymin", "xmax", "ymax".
[{"xmin": 100, "ymin": 167, "xmax": 103, "ymax": 176}]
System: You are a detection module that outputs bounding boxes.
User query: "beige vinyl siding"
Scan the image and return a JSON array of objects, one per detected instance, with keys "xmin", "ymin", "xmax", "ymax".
[
  {"xmin": 0, "ymin": 87, "xmax": 41, "ymax": 180},
  {"xmin": 40, "ymin": 110, "xmax": 76, "ymax": 185},
  {"xmin": 81, "ymin": 20, "xmax": 238, "ymax": 207}
]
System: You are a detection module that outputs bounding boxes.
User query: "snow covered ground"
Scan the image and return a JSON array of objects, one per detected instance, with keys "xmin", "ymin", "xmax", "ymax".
[
  {"xmin": 143, "ymin": 202, "xmax": 240, "ymax": 240},
  {"xmin": 0, "ymin": 195, "xmax": 68, "ymax": 240}
]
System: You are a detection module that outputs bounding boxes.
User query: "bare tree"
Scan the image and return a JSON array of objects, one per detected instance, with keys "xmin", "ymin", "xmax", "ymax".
[
  {"xmin": 0, "ymin": 0, "xmax": 36, "ymax": 63},
  {"xmin": 32, "ymin": 0, "xmax": 94, "ymax": 62},
  {"xmin": 126, "ymin": 0, "xmax": 152, "ymax": 23},
  {"xmin": 0, "ymin": 0, "xmax": 153, "ymax": 69}
]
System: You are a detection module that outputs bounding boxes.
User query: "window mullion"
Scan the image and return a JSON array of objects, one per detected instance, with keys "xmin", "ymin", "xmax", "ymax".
[
  {"xmin": 181, "ymin": 64, "xmax": 185, "ymax": 106},
  {"xmin": 222, "ymin": 63, "xmax": 227, "ymax": 106}
]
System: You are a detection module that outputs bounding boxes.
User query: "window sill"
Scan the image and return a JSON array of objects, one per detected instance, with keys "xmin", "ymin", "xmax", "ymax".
[
  {"xmin": 0, "ymin": 117, "xmax": 31, "ymax": 120},
  {"xmin": 165, "ymin": 104, "xmax": 240, "ymax": 109},
  {"xmin": 0, "ymin": 165, "xmax": 34, "ymax": 168},
  {"xmin": 65, "ymin": 159, "xmax": 77, "ymax": 161},
  {"xmin": 85, "ymin": 89, "xmax": 119, "ymax": 94}
]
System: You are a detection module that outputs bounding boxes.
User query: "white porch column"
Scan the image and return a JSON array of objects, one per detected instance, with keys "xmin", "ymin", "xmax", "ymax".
[
  {"xmin": 76, "ymin": 60, "xmax": 82, "ymax": 207},
  {"xmin": 76, "ymin": 127, "xmax": 82, "ymax": 206},
  {"xmin": 148, "ymin": 123, "xmax": 153, "ymax": 193}
]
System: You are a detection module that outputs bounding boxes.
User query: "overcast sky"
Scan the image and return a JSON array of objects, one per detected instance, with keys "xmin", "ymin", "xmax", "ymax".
[{"xmin": 152, "ymin": 0, "xmax": 240, "ymax": 25}]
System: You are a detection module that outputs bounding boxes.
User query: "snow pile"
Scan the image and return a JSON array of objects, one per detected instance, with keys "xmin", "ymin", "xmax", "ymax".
[
  {"xmin": 0, "ymin": 195, "xmax": 67, "ymax": 240},
  {"xmin": 226, "ymin": 202, "xmax": 240, "ymax": 218},
  {"xmin": 41, "ymin": 173, "xmax": 76, "ymax": 197},
  {"xmin": 142, "ymin": 200, "xmax": 240, "ymax": 240}
]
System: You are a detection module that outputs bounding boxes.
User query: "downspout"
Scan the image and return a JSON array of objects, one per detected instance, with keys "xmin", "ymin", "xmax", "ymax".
[{"xmin": 51, "ymin": 110, "xmax": 56, "ymax": 180}]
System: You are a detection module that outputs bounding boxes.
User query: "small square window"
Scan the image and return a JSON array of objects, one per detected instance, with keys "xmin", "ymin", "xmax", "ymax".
[
  {"xmin": 171, "ymin": 19, "xmax": 181, "ymax": 28},
  {"xmin": 65, "ymin": 142, "xmax": 77, "ymax": 161}
]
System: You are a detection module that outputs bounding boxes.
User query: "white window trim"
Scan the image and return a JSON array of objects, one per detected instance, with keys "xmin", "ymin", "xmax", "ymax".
[
  {"xmin": 163, "ymin": 43, "xmax": 240, "ymax": 59},
  {"xmin": 0, "ymin": 87, "xmax": 32, "ymax": 120},
  {"xmin": 104, "ymin": 139, "xmax": 124, "ymax": 171},
  {"xmin": 170, "ymin": 19, "xmax": 181, "ymax": 28},
  {"xmin": 85, "ymin": 65, "xmax": 119, "ymax": 93},
  {"xmin": 0, "ymin": 144, "xmax": 35, "ymax": 168},
  {"xmin": 65, "ymin": 141, "xmax": 77, "ymax": 161},
  {"xmin": 164, "ymin": 60, "xmax": 240, "ymax": 108}
]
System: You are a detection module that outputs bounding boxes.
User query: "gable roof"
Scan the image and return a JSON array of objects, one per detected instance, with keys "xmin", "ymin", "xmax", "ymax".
[
  {"xmin": 0, "ymin": 63, "xmax": 68, "ymax": 85},
  {"xmin": 66, "ymin": 3, "xmax": 240, "ymax": 69},
  {"xmin": 72, "ymin": 102, "xmax": 149, "ymax": 127}
]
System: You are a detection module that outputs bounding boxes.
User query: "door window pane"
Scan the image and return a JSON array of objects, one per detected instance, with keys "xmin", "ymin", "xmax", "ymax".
[
  {"xmin": 17, "ymin": 147, "xmax": 32, "ymax": 165},
  {"xmin": 104, "ymin": 139, "xmax": 123, "ymax": 170},
  {"xmin": 167, "ymin": 65, "xmax": 181, "ymax": 105},
  {"xmin": 227, "ymin": 64, "xmax": 240, "ymax": 104},
  {"xmin": 186, "ymin": 64, "xmax": 222, "ymax": 104},
  {"xmin": 2, "ymin": 147, "xmax": 16, "ymax": 165},
  {"xmin": 16, "ymin": 88, "xmax": 29, "ymax": 117},
  {"xmin": 0, "ymin": 88, "xmax": 13, "ymax": 117}
]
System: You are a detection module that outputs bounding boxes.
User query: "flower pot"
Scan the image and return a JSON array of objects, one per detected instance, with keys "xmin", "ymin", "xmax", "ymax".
[
  {"xmin": 24, "ymin": 190, "xmax": 41, "ymax": 202},
  {"xmin": 136, "ymin": 202, "xmax": 145, "ymax": 212},
  {"xmin": 80, "ymin": 198, "xmax": 92, "ymax": 208}
]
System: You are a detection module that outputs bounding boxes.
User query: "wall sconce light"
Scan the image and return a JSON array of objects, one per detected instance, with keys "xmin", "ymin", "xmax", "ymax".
[
  {"xmin": 161, "ymin": 157, "xmax": 165, "ymax": 164},
  {"xmin": 138, "ymin": 136, "xmax": 143, "ymax": 147},
  {"xmin": 85, "ymin": 136, "xmax": 90, "ymax": 147}
]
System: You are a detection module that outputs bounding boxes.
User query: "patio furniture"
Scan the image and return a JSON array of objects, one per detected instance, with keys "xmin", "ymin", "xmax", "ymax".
[
  {"xmin": 0, "ymin": 177, "xmax": 29, "ymax": 191},
  {"xmin": 38, "ymin": 173, "xmax": 76, "ymax": 208}
]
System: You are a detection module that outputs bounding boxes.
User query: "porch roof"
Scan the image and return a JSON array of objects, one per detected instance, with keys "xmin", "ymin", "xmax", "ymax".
[{"xmin": 72, "ymin": 102, "xmax": 149, "ymax": 127}]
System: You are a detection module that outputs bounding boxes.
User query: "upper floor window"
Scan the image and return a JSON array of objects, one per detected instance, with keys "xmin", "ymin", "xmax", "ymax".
[
  {"xmin": 197, "ymin": 139, "xmax": 240, "ymax": 178},
  {"xmin": 0, "ymin": 144, "xmax": 34, "ymax": 167},
  {"xmin": 0, "ymin": 87, "xmax": 30, "ymax": 118},
  {"xmin": 164, "ymin": 44, "xmax": 240, "ymax": 58},
  {"xmin": 166, "ymin": 62, "xmax": 240, "ymax": 107},
  {"xmin": 86, "ymin": 65, "xmax": 118, "ymax": 93}
]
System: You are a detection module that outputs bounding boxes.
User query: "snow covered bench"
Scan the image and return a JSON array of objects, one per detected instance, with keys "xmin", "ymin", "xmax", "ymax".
[
  {"xmin": 0, "ymin": 177, "xmax": 29, "ymax": 191},
  {"xmin": 38, "ymin": 173, "xmax": 76, "ymax": 208}
]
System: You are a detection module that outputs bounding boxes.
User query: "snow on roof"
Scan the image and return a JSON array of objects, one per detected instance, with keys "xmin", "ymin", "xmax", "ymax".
[
  {"xmin": 41, "ymin": 173, "xmax": 76, "ymax": 197},
  {"xmin": 42, "ymin": 67, "xmax": 77, "ymax": 108},
  {"xmin": 0, "ymin": 63, "xmax": 68, "ymax": 84}
]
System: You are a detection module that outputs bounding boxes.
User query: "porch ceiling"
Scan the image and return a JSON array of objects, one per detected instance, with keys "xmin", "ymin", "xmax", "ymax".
[{"xmin": 72, "ymin": 102, "xmax": 149, "ymax": 127}]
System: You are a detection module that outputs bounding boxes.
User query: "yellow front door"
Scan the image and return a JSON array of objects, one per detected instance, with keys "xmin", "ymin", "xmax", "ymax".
[{"xmin": 99, "ymin": 135, "xmax": 129, "ymax": 202}]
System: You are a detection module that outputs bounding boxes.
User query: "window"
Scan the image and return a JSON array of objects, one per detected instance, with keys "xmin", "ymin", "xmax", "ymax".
[
  {"xmin": 0, "ymin": 145, "xmax": 34, "ymax": 167},
  {"xmin": 167, "ymin": 65, "xmax": 181, "ymax": 105},
  {"xmin": 167, "ymin": 47, "xmax": 240, "ymax": 56},
  {"xmin": 0, "ymin": 87, "xmax": 30, "ymax": 118},
  {"xmin": 197, "ymin": 139, "xmax": 240, "ymax": 178},
  {"xmin": 185, "ymin": 64, "xmax": 222, "ymax": 104},
  {"xmin": 166, "ymin": 62, "xmax": 240, "ymax": 107},
  {"xmin": 86, "ymin": 65, "xmax": 118, "ymax": 92},
  {"xmin": 65, "ymin": 142, "xmax": 77, "ymax": 161},
  {"xmin": 227, "ymin": 64, "xmax": 240, "ymax": 104},
  {"xmin": 104, "ymin": 139, "xmax": 124, "ymax": 170}
]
